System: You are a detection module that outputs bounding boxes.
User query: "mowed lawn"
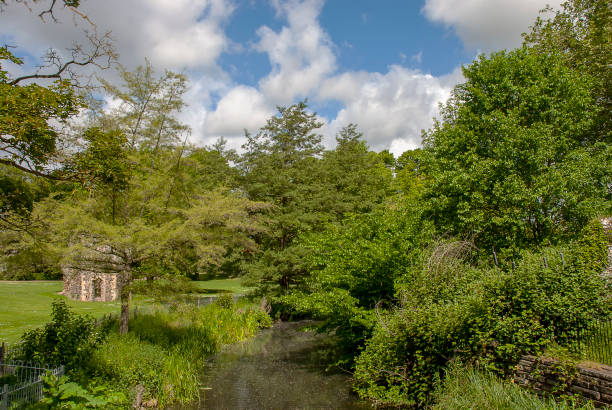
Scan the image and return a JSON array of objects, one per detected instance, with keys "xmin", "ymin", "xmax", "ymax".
[
  {"xmin": 0, "ymin": 278, "xmax": 250, "ymax": 344},
  {"xmin": 192, "ymin": 278, "xmax": 252, "ymax": 295}
]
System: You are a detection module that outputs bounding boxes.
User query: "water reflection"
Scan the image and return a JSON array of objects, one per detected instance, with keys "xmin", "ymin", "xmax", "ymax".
[{"xmin": 180, "ymin": 321, "xmax": 371, "ymax": 409}]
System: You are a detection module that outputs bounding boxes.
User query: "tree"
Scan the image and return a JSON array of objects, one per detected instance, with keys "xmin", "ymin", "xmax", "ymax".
[
  {"xmin": 524, "ymin": 0, "xmax": 612, "ymax": 138},
  {"xmin": 69, "ymin": 127, "xmax": 130, "ymax": 224},
  {"xmin": 395, "ymin": 148, "xmax": 428, "ymax": 199},
  {"xmin": 239, "ymin": 101, "xmax": 325, "ymax": 293},
  {"xmin": 99, "ymin": 61, "xmax": 188, "ymax": 151},
  {"xmin": 319, "ymin": 124, "xmax": 393, "ymax": 218},
  {"xmin": 423, "ymin": 47, "xmax": 610, "ymax": 251},
  {"xmin": 284, "ymin": 201, "xmax": 433, "ymax": 356},
  {"xmin": 0, "ymin": 48, "xmax": 82, "ymax": 179},
  {"xmin": 0, "ymin": 0, "xmax": 115, "ymax": 235},
  {"xmin": 1, "ymin": 0, "xmax": 83, "ymax": 23}
]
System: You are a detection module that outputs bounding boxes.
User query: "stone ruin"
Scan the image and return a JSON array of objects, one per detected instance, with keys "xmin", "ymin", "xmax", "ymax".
[{"xmin": 62, "ymin": 242, "xmax": 130, "ymax": 302}]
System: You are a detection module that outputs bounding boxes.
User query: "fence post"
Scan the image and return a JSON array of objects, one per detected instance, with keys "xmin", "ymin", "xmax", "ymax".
[
  {"xmin": 1, "ymin": 384, "xmax": 7, "ymax": 410},
  {"xmin": 560, "ymin": 251, "xmax": 565, "ymax": 268},
  {"xmin": 0, "ymin": 343, "xmax": 4, "ymax": 377}
]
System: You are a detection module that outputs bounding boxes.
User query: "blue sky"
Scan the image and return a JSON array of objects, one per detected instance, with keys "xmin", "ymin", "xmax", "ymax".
[{"xmin": 1, "ymin": 0, "xmax": 561, "ymax": 154}]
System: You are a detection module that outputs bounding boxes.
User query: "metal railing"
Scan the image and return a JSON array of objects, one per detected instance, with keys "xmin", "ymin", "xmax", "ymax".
[
  {"xmin": 0, "ymin": 343, "xmax": 24, "ymax": 363},
  {"xmin": 562, "ymin": 318, "xmax": 612, "ymax": 366},
  {"xmin": 0, "ymin": 343, "xmax": 65, "ymax": 409}
]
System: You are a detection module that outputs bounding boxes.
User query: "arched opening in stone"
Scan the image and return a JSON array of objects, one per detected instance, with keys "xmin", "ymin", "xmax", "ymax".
[{"xmin": 93, "ymin": 278, "xmax": 102, "ymax": 299}]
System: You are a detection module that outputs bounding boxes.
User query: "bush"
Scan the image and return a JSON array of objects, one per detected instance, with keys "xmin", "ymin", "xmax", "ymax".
[
  {"xmin": 215, "ymin": 294, "xmax": 234, "ymax": 309},
  {"xmin": 353, "ymin": 222, "xmax": 610, "ymax": 407},
  {"xmin": 88, "ymin": 332, "xmax": 199, "ymax": 407},
  {"xmin": 20, "ymin": 300, "xmax": 108, "ymax": 370},
  {"xmin": 284, "ymin": 203, "xmax": 432, "ymax": 357},
  {"xmin": 33, "ymin": 374, "xmax": 127, "ymax": 409}
]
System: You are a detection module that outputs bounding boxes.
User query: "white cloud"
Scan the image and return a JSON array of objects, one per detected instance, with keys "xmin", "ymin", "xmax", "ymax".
[
  {"xmin": 204, "ymin": 86, "xmax": 274, "ymax": 138},
  {"xmin": 255, "ymin": 0, "xmax": 336, "ymax": 104},
  {"xmin": 321, "ymin": 66, "xmax": 462, "ymax": 155},
  {"xmin": 10, "ymin": 0, "xmax": 550, "ymax": 157},
  {"xmin": 422, "ymin": 0, "xmax": 562, "ymax": 51},
  {"xmin": 0, "ymin": 0, "xmax": 234, "ymax": 72}
]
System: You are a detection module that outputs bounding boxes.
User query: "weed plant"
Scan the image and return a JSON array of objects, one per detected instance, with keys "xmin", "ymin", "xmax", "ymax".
[
  {"xmin": 432, "ymin": 364, "xmax": 594, "ymax": 409},
  {"xmin": 88, "ymin": 300, "xmax": 272, "ymax": 407}
]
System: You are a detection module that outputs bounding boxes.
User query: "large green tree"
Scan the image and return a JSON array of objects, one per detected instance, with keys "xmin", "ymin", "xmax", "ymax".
[
  {"xmin": 423, "ymin": 47, "xmax": 610, "ymax": 251},
  {"xmin": 239, "ymin": 101, "xmax": 325, "ymax": 293},
  {"xmin": 319, "ymin": 124, "xmax": 393, "ymax": 218},
  {"xmin": 524, "ymin": 0, "xmax": 612, "ymax": 138}
]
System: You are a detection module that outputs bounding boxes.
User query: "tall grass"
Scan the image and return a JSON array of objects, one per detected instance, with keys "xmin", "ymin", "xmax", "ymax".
[
  {"xmin": 432, "ymin": 364, "xmax": 594, "ymax": 410},
  {"xmin": 88, "ymin": 299, "xmax": 272, "ymax": 407}
]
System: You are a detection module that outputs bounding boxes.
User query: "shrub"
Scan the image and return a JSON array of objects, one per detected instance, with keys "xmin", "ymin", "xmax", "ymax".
[
  {"xmin": 215, "ymin": 294, "xmax": 234, "ymax": 309},
  {"xmin": 353, "ymin": 222, "xmax": 610, "ymax": 407},
  {"xmin": 20, "ymin": 300, "xmax": 108, "ymax": 370},
  {"xmin": 88, "ymin": 332, "xmax": 199, "ymax": 407},
  {"xmin": 33, "ymin": 374, "xmax": 127, "ymax": 409}
]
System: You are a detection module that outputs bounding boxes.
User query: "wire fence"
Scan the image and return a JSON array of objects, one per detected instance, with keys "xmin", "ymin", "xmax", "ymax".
[
  {"xmin": 561, "ymin": 318, "xmax": 612, "ymax": 366},
  {"xmin": 0, "ymin": 344, "xmax": 24, "ymax": 363},
  {"xmin": 0, "ymin": 343, "xmax": 65, "ymax": 409}
]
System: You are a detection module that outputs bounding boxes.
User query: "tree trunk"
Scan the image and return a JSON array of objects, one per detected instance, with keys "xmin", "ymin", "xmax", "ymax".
[
  {"xmin": 119, "ymin": 290, "xmax": 130, "ymax": 335},
  {"xmin": 119, "ymin": 269, "xmax": 132, "ymax": 335}
]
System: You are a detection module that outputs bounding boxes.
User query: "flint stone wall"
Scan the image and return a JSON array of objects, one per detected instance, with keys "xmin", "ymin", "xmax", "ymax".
[
  {"xmin": 62, "ymin": 243, "xmax": 129, "ymax": 302},
  {"xmin": 515, "ymin": 355, "xmax": 612, "ymax": 407}
]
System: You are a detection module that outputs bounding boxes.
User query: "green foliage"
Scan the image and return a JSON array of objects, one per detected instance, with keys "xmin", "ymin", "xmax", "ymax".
[
  {"xmin": 240, "ymin": 108, "xmax": 394, "ymax": 294},
  {"xmin": 395, "ymin": 148, "xmax": 429, "ymax": 199},
  {"xmin": 571, "ymin": 218, "xmax": 609, "ymax": 274},
  {"xmin": 35, "ymin": 374, "xmax": 127, "ymax": 409},
  {"xmin": 432, "ymin": 364, "xmax": 593, "ymax": 409},
  {"xmin": 0, "ymin": 49, "xmax": 82, "ymax": 177},
  {"xmin": 352, "ymin": 221, "xmax": 609, "ymax": 407},
  {"xmin": 20, "ymin": 300, "xmax": 108, "ymax": 369},
  {"xmin": 239, "ymin": 101, "xmax": 325, "ymax": 293},
  {"xmin": 423, "ymin": 47, "xmax": 609, "ymax": 251},
  {"xmin": 284, "ymin": 202, "xmax": 433, "ymax": 355},
  {"xmin": 524, "ymin": 0, "xmax": 612, "ymax": 138},
  {"xmin": 88, "ymin": 301, "xmax": 271, "ymax": 407},
  {"xmin": 0, "ymin": 241, "xmax": 61, "ymax": 280},
  {"xmin": 319, "ymin": 124, "xmax": 393, "ymax": 217},
  {"xmin": 98, "ymin": 60, "xmax": 188, "ymax": 151},
  {"xmin": 215, "ymin": 294, "xmax": 235, "ymax": 309},
  {"xmin": 89, "ymin": 332, "xmax": 189, "ymax": 406}
]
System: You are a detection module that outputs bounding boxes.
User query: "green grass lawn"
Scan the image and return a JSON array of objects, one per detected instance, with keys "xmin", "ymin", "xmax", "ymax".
[
  {"xmin": 0, "ymin": 278, "xmax": 250, "ymax": 344},
  {"xmin": 191, "ymin": 278, "xmax": 253, "ymax": 295}
]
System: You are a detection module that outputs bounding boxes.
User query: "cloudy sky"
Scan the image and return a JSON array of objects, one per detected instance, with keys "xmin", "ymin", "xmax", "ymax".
[{"xmin": 1, "ymin": 0, "xmax": 561, "ymax": 155}]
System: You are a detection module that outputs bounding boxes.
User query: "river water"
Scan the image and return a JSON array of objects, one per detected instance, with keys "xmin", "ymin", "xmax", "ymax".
[{"xmin": 180, "ymin": 321, "xmax": 372, "ymax": 409}]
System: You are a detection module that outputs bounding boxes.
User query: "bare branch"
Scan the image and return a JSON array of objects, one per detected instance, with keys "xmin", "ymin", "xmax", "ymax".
[
  {"xmin": 0, "ymin": 158, "xmax": 67, "ymax": 180},
  {"xmin": 37, "ymin": 0, "xmax": 58, "ymax": 22},
  {"xmin": 8, "ymin": 31, "xmax": 115, "ymax": 87}
]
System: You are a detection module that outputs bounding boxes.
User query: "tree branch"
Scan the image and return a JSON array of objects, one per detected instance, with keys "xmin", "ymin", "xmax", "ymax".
[
  {"xmin": 8, "ymin": 31, "xmax": 116, "ymax": 87},
  {"xmin": 37, "ymin": 0, "xmax": 58, "ymax": 22},
  {"xmin": 0, "ymin": 158, "xmax": 67, "ymax": 180},
  {"xmin": 8, "ymin": 57, "xmax": 84, "ymax": 85}
]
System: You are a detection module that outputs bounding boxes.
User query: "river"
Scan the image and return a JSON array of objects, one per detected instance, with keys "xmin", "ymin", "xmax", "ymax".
[{"xmin": 179, "ymin": 320, "xmax": 372, "ymax": 409}]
